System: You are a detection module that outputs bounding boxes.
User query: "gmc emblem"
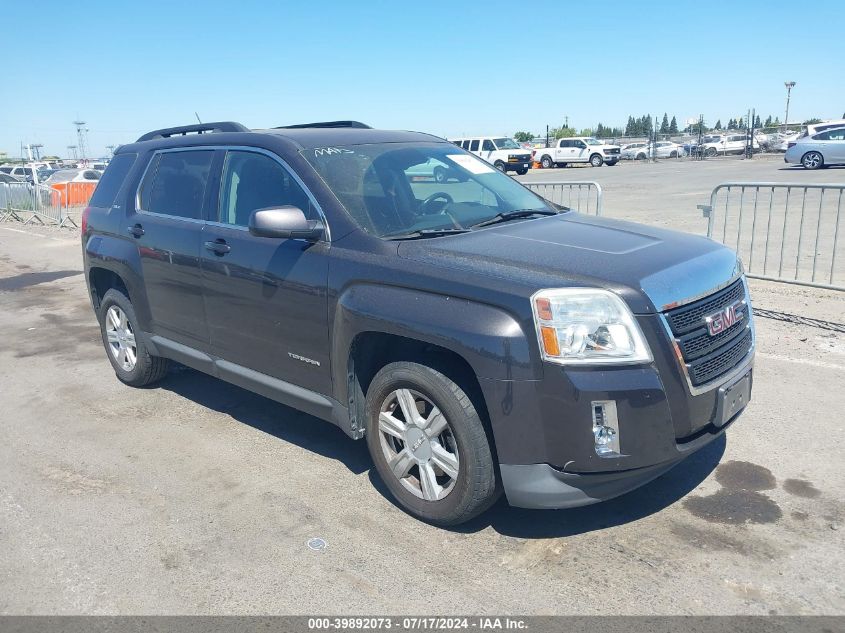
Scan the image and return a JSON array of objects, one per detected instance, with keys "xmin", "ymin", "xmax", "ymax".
[{"xmin": 705, "ymin": 301, "xmax": 744, "ymax": 336}]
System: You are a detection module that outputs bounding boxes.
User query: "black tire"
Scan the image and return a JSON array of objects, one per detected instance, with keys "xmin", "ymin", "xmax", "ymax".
[
  {"xmin": 606, "ymin": 160, "xmax": 618, "ymax": 166},
  {"xmin": 669, "ymin": 150, "xmax": 678, "ymax": 158},
  {"xmin": 365, "ymin": 361, "xmax": 499, "ymax": 525},
  {"xmin": 802, "ymin": 151, "xmax": 824, "ymax": 170},
  {"xmin": 98, "ymin": 288, "xmax": 169, "ymax": 387},
  {"xmin": 589, "ymin": 153, "xmax": 603, "ymax": 167},
  {"xmin": 433, "ymin": 166, "xmax": 447, "ymax": 183},
  {"xmin": 540, "ymin": 155, "xmax": 554, "ymax": 169},
  {"xmin": 493, "ymin": 161, "xmax": 506, "ymax": 173},
  {"xmin": 636, "ymin": 153, "xmax": 647, "ymax": 160},
  {"xmin": 516, "ymin": 168, "xmax": 528, "ymax": 175},
  {"xmin": 705, "ymin": 147, "xmax": 718, "ymax": 157},
  {"xmin": 558, "ymin": 162, "xmax": 567, "ymax": 168}
]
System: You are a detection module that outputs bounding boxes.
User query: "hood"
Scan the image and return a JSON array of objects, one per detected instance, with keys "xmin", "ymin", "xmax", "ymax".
[{"xmin": 397, "ymin": 213, "xmax": 741, "ymax": 314}]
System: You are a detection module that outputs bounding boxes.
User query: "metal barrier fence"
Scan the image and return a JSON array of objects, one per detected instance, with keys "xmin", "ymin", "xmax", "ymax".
[
  {"xmin": 699, "ymin": 183, "xmax": 844, "ymax": 290},
  {"xmin": 524, "ymin": 181, "xmax": 603, "ymax": 215},
  {"xmin": 0, "ymin": 181, "xmax": 91, "ymax": 227}
]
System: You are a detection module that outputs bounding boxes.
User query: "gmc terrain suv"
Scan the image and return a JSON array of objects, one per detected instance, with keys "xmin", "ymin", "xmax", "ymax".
[{"xmin": 82, "ymin": 121, "xmax": 754, "ymax": 525}]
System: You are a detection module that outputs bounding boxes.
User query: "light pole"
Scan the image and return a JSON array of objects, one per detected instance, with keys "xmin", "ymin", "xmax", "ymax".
[{"xmin": 784, "ymin": 81, "xmax": 796, "ymax": 128}]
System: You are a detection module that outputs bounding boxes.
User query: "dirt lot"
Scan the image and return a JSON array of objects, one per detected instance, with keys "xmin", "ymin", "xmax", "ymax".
[{"xmin": 1, "ymin": 158, "xmax": 843, "ymax": 615}]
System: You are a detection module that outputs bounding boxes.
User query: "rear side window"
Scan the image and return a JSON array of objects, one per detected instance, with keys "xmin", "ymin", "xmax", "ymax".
[
  {"xmin": 88, "ymin": 153, "xmax": 137, "ymax": 208},
  {"xmin": 482, "ymin": 139, "xmax": 495, "ymax": 151},
  {"xmin": 469, "ymin": 139, "xmax": 479, "ymax": 151},
  {"xmin": 139, "ymin": 150, "xmax": 214, "ymax": 219}
]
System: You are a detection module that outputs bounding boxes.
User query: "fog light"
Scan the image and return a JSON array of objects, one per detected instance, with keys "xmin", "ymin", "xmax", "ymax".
[{"xmin": 592, "ymin": 400, "xmax": 621, "ymax": 457}]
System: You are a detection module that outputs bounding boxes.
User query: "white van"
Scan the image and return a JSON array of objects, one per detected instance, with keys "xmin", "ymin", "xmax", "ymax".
[{"xmin": 449, "ymin": 137, "xmax": 532, "ymax": 174}]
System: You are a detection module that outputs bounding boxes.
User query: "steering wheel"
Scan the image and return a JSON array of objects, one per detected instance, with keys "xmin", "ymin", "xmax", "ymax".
[{"xmin": 419, "ymin": 191, "xmax": 454, "ymax": 215}]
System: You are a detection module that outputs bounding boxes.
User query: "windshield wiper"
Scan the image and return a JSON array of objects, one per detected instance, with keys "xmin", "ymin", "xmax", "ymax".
[
  {"xmin": 384, "ymin": 228, "xmax": 471, "ymax": 240},
  {"xmin": 469, "ymin": 209, "xmax": 558, "ymax": 229}
]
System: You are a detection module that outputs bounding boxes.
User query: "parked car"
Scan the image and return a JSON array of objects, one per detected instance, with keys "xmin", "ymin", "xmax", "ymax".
[
  {"xmin": 621, "ymin": 142, "xmax": 648, "ymax": 160},
  {"xmin": 405, "ymin": 158, "xmax": 465, "ymax": 183},
  {"xmin": 0, "ymin": 165, "xmax": 40, "ymax": 183},
  {"xmin": 625, "ymin": 142, "xmax": 685, "ymax": 160},
  {"xmin": 784, "ymin": 126, "xmax": 845, "ymax": 169},
  {"xmin": 700, "ymin": 134, "xmax": 760, "ymax": 157},
  {"xmin": 533, "ymin": 137, "xmax": 621, "ymax": 168},
  {"xmin": 82, "ymin": 120, "xmax": 755, "ymax": 525},
  {"xmin": 43, "ymin": 168, "xmax": 102, "ymax": 184},
  {"xmin": 0, "ymin": 173, "xmax": 23, "ymax": 183},
  {"xmin": 448, "ymin": 136, "xmax": 532, "ymax": 174}
]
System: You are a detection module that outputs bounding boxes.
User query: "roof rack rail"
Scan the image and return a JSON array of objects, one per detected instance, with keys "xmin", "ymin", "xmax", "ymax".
[
  {"xmin": 275, "ymin": 120, "xmax": 371, "ymax": 130},
  {"xmin": 136, "ymin": 121, "xmax": 250, "ymax": 143}
]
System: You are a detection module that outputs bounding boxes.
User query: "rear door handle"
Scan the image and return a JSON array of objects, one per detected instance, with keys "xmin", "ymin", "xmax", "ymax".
[
  {"xmin": 204, "ymin": 239, "xmax": 231, "ymax": 255},
  {"xmin": 127, "ymin": 224, "xmax": 145, "ymax": 238}
]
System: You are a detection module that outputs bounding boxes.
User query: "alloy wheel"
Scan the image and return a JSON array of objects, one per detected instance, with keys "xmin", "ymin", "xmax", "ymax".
[
  {"xmin": 378, "ymin": 388, "xmax": 460, "ymax": 501},
  {"xmin": 803, "ymin": 152, "xmax": 822, "ymax": 169},
  {"xmin": 105, "ymin": 305, "xmax": 137, "ymax": 371}
]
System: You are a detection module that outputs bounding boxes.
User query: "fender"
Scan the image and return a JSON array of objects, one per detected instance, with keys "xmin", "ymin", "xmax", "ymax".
[
  {"xmin": 83, "ymin": 234, "xmax": 152, "ymax": 331},
  {"xmin": 331, "ymin": 283, "xmax": 539, "ymax": 404}
]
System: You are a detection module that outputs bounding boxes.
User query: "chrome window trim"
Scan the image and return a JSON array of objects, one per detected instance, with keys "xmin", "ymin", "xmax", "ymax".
[
  {"xmin": 659, "ymin": 276, "xmax": 755, "ymax": 396},
  {"xmin": 134, "ymin": 145, "xmax": 331, "ymax": 242}
]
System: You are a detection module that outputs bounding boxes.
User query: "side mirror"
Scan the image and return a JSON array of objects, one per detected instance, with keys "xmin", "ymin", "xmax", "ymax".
[{"xmin": 248, "ymin": 206, "xmax": 324, "ymax": 241}]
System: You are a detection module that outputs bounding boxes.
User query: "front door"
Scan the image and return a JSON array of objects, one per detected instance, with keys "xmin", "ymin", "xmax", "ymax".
[
  {"xmin": 129, "ymin": 148, "xmax": 215, "ymax": 347},
  {"xmin": 200, "ymin": 149, "xmax": 331, "ymax": 395}
]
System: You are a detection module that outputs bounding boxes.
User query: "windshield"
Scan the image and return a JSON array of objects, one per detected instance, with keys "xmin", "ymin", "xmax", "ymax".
[
  {"xmin": 584, "ymin": 138, "xmax": 602, "ymax": 145},
  {"xmin": 303, "ymin": 142, "xmax": 555, "ymax": 238},
  {"xmin": 493, "ymin": 138, "xmax": 521, "ymax": 150},
  {"xmin": 45, "ymin": 170, "xmax": 80, "ymax": 183}
]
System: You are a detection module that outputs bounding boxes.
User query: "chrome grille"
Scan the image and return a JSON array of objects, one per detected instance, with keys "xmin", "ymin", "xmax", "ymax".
[{"xmin": 664, "ymin": 279, "xmax": 753, "ymax": 388}]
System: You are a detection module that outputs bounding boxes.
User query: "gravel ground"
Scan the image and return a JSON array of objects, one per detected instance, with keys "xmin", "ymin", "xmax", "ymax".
[{"xmin": 0, "ymin": 158, "xmax": 843, "ymax": 615}]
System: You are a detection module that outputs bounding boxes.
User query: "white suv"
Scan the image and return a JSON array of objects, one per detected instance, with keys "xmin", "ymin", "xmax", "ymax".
[
  {"xmin": 449, "ymin": 137, "xmax": 532, "ymax": 174},
  {"xmin": 700, "ymin": 134, "xmax": 760, "ymax": 157},
  {"xmin": 533, "ymin": 137, "xmax": 621, "ymax": 168}
]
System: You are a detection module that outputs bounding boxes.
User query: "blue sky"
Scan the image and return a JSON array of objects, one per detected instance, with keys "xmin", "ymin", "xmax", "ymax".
[{"xmin": 2, "ymin": 0, "xmax": 843, "ymax": 158}]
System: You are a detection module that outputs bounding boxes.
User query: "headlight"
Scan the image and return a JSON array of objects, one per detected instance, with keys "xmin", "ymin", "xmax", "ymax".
[{"xmin": 531, "ymin": 288, "xmax": 652, "ymax": 365}]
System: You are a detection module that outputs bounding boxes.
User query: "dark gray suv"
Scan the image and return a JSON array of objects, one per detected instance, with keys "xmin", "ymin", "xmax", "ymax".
[{"xmin": 82, "ymin": 121, "xmax": 754, "ymax": 525}]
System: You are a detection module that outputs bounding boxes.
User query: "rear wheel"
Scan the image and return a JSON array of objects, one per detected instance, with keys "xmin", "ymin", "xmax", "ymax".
[
  {"xmin": 540, "ymin": 155, "xmax": 554, "ymax": 169},
  {"xmin": 802, "ymin": 151, "xmax": 824, "ymax": 169},
  {"xmin": 493, "ymin": 161, "xmax": 506, "ymax": 173},
  {"xmin": 705, "ymin": 147, "xmax": 718, "ymax": 157},
  {"xmin": 669, "ymin": 150, "xmax": 678, "ymax": 158},
  {"xmin": 98, "ymin": 289, "xmax": 169, "ymax": 387},
  {"xmin": 590, "ymin": 153, "xmax": 603, "ymax": 167},
  {"xmin": 365, "ymin": 361, "xmax": 499, "ymax": 525},
  {"xmin": 433, "ymin": 166, "xmax": 447, "ymax": 183}
]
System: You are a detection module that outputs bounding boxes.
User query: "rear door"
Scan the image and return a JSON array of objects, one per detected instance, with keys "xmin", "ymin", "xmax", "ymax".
[
  {"xmin": 481, "ymin": 139, "xmax": 496, "ymax": 164},
  {"xmin": 200, "ymin": 148, "xmax": 331, "ymax": 394},
  {"xmin": 127, "ymin": 148, "xmax": 215, "ymax": 347}
]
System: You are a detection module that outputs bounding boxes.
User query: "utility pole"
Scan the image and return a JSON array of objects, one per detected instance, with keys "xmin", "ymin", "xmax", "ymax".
[
  {"xmin": 73, "ymin": 120, "xmax": 88, "ymax": 163},
  {"xmin": 106, "ymin": 145, "xmax": 116, "ymax": 157},
  {"xmin": 67, "ymin": 145, "xmax": 78, "ymax": 161},
  {"xmin": 30, "ymin": 144, "xmax": 43, "ymax": 160},
  {"xmin": 784, "ymin": 81, "xmax": 795, "ymax": 129}
]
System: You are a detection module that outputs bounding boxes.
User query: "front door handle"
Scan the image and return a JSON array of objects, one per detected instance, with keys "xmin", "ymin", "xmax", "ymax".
[
  {"xmin": 127, "ymin": 224, "xmax": 145, "ymax": 238},
  {"xmin": 204, "ymin": 239, "xmax": 231, "ymax": 255}
]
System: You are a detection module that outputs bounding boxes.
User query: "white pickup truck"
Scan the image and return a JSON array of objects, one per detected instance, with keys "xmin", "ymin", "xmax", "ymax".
[{"xmin": 533, "ymin": 137, "xmax": 621, "ymax": 168}]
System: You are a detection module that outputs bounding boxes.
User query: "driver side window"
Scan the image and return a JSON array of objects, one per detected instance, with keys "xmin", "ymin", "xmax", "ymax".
[
  {"xmin": 482, "ymin": 140, "xmax": 495, "ymax": 151},
  {"xmin": 218, "ymin": 151, "xmax": 314, "ymax": 227}
]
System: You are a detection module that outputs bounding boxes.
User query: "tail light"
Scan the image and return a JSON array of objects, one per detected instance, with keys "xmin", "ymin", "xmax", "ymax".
[
  {"xmin": 81, "ymin": 206, "xmax": 91, "ymax": 235},
  {"xmin": 787, "ymin": 142, "xmax": 797, "ymax": 149}
]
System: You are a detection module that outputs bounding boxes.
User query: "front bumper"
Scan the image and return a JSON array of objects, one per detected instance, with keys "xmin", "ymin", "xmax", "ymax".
[
  {"xmin": 505, "ymin": 161, "xmax": 531, "ymax": 172},
  {"xmin": 483, "ymin": 313, "xmax": 754, "ymax": 510}
]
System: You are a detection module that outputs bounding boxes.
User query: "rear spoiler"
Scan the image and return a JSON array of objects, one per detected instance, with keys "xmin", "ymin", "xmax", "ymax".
[{"xmin": 275, "ymin": 121, "xmax": 371, "ymax": 129}]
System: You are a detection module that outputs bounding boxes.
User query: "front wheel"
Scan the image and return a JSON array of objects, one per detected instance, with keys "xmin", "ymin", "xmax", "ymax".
[
  {"xmin": 98, "ymin": 289, "xmax": 169, "ymax": 387},
  {"xmin": 365, "ymin": 362, "xmax": 500, "ymax": 525},
  {"xmin": 802, "ymin": 151, "xmax": 824, "ymax": 169},
  {"xmin": 540, "ymin": 155, "xmax": 554, "ymax": 169},
  {"xmin": 705, "ymin": 147, "xmax": 718, "ymax": 157},
  {"xmin": 516, "ymin": 167, "xmax": 528, "ymax": 175},
  {"xmin": 590, "ymin": 154, "xmax": 603, "ymax": 167}
]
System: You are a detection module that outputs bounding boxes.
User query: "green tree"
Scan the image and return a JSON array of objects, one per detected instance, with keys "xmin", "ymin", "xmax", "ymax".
[
  {"xmin": 754, "ymin": 115, "xmax": 761, "ymax": 128},
  {"xmin": 669, "ymin": 116, "xmax": 678, "ymax": 134},
  {"xmin": 579, "ymin": 128, "xmax": 593, "ymax": 137},
  {"xmin": 551, "ymin": 126, "xmax": 576, "ymax": 139},
  {"xmin": 803, "ymin": 118, "xmax": 822, "ymax": 125},
  {"xmin": 660, "ymin": 113, "xmax": 669, "ymax": 134},
  {"xmin": 764, "ymin": 115, "xmax": 773, "ymax": 127},
  {"xmin": 513, "ymin": 131, "xmax": 534, "ymax": 143},
  {"xmin": 727, "ymin": 119, "xmax": 736, "ymax": 130},
  {"xmin": 714, "ymin": 119, "xmax": 722, "ymax": 130}
]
